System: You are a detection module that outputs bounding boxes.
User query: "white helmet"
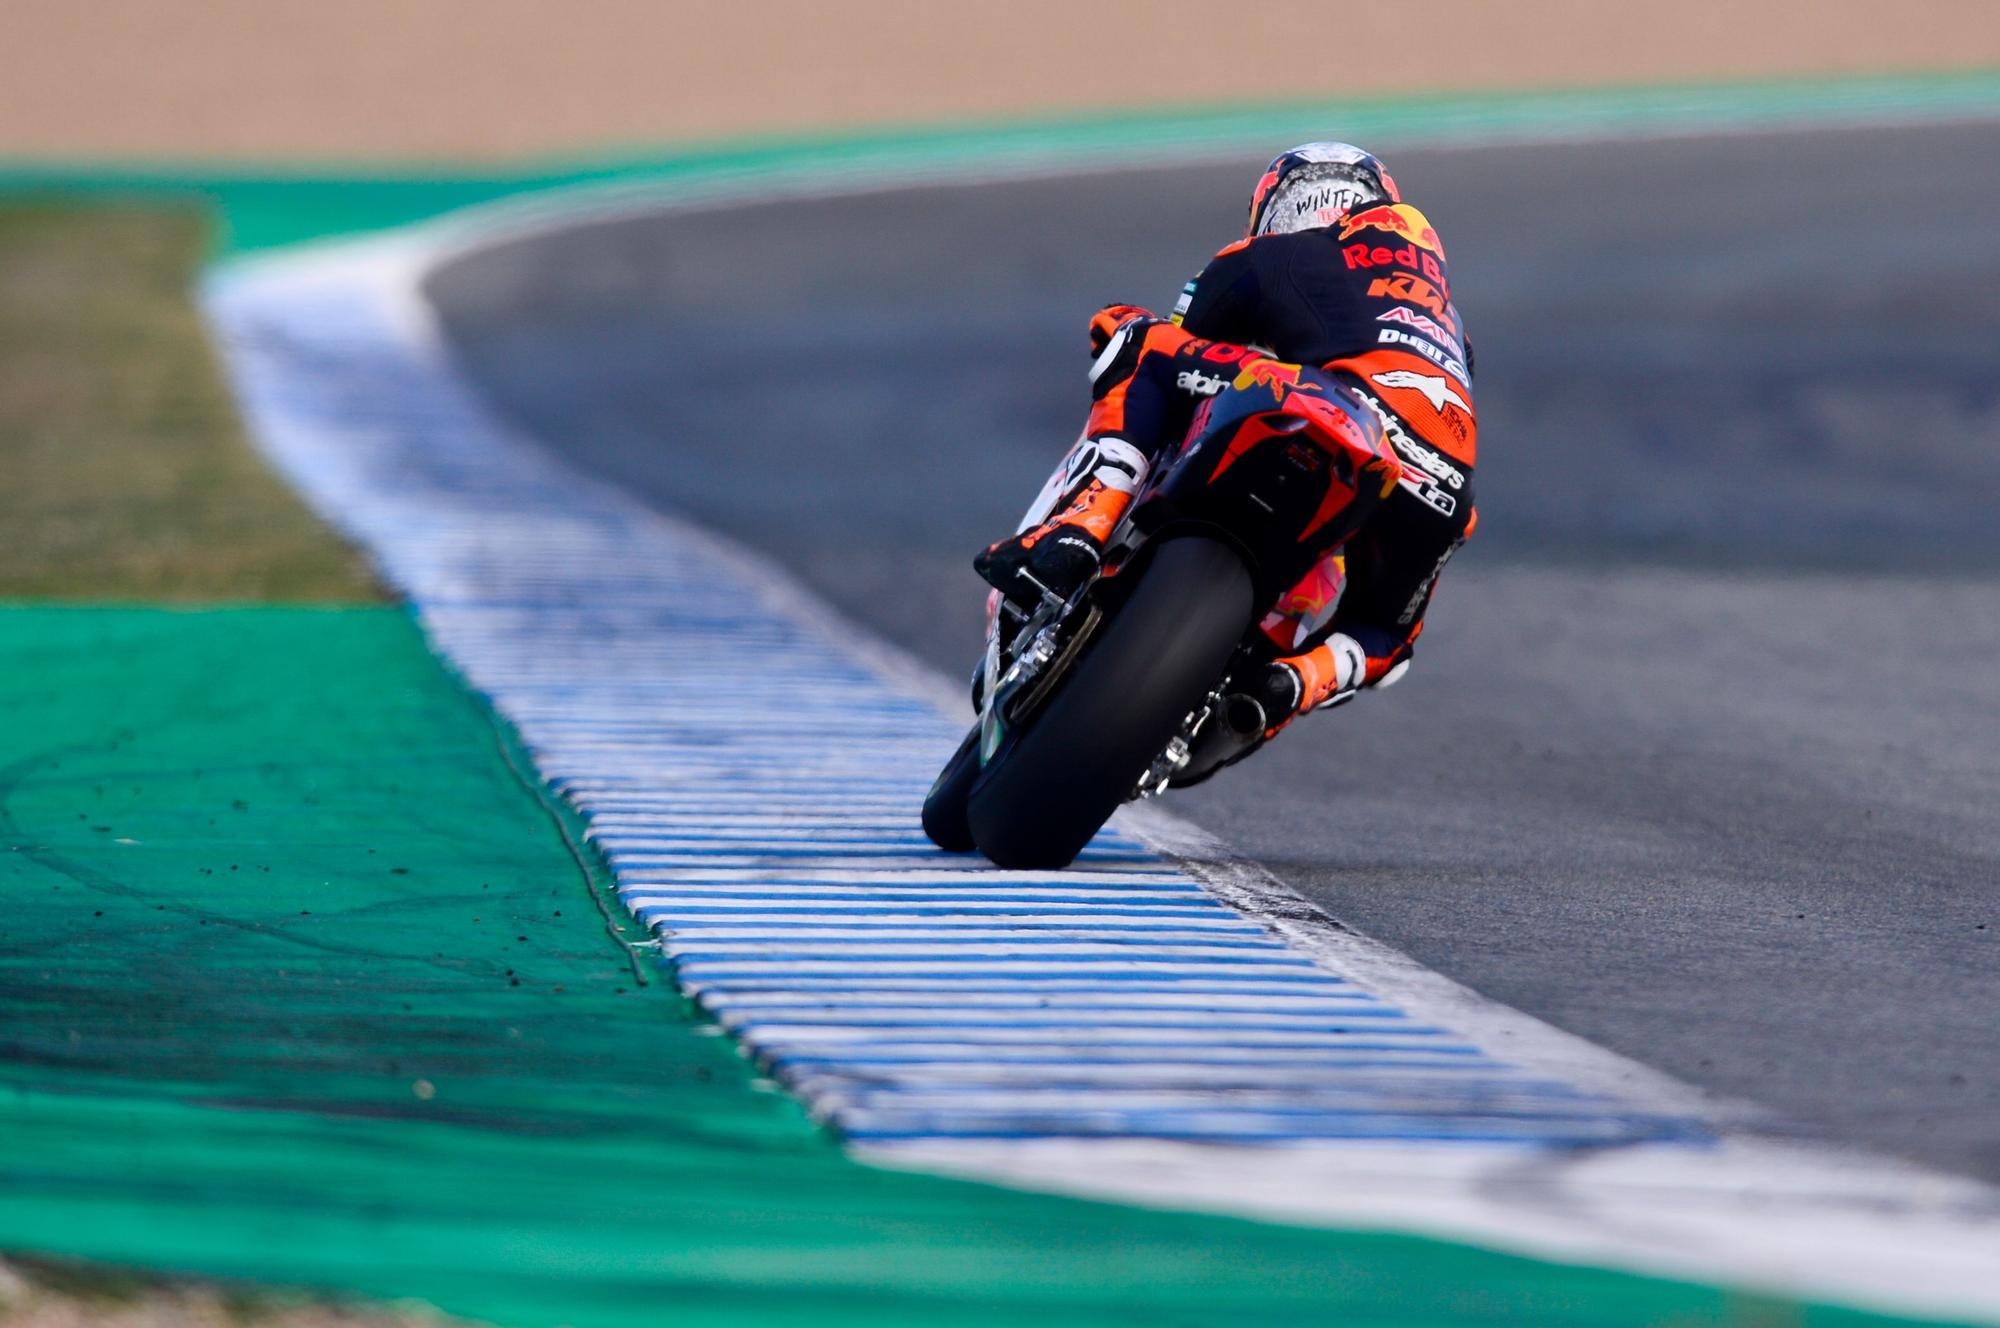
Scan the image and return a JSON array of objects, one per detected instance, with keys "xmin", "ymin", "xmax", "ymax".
[{"xmin": 1246, "ymin": 142, "xmax": 1400, "ymax": 238}]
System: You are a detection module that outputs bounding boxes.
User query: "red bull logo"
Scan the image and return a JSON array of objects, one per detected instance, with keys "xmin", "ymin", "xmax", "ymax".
[
  {"xmin": 1232, "ymin": 358, "xmax": 1315, "ymax": 395},
  {"xmin": 1338, "ymin": 203, "xmax": 1445, "ymax": 256},
  {"xmin": 1345, "ymin": 241, "xmax": 1450, "ymax": 295}
]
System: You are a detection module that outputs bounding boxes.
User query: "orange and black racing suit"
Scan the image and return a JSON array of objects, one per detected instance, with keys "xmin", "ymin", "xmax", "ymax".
[{"xmin": 1086, "ymin": 202, "xmax": 1477, "ymax": 701}]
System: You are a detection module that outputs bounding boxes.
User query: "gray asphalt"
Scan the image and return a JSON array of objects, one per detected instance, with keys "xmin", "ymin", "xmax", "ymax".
[{"xmin": 424, "ymin": 122, "xmax": 2000, "ymax": 1182}]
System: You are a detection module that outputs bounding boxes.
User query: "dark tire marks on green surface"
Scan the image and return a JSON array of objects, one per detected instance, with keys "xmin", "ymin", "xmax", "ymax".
[{"xmin": 0, "ymin": 743, "xmax": 469, "ymax": 975}]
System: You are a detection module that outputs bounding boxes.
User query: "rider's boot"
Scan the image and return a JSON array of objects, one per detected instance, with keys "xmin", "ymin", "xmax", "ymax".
[
  {"xmin": 1255, "ymin": 632, "xmax": 1370, "ymax": 736},
  {"xmin": 976, "ymin": 438, "xmax": 1149, "ymax": 604},
  {"xmin": 1172, "ymin": 634, "xmax": 1371, "ymax": 788}
]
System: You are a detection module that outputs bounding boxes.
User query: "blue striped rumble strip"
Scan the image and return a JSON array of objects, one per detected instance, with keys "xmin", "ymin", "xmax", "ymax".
[{"xmin": 208, "ymin": 250, "xmax": 1706, "ymax": 1154}]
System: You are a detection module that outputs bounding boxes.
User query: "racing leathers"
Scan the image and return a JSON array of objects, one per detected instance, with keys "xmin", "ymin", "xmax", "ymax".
[{"xmin": 978, "ymin": 201, "xmax": 1478, "ymax": 736}]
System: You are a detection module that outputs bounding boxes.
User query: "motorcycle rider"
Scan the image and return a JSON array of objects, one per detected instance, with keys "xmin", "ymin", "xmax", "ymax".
[{"xmin": 976, "ymin": 142, "xmax": 1477, "ymax": 749}]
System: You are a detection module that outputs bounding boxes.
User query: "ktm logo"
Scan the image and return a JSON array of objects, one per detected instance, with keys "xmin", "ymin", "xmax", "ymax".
[
  {"xmin": 1367, "ymin": 272, "xmax": 1453, "ymax": 323},
  {"xmin": 1372, "ymin": 369, "xmax": 1470, "ymax": 416}
]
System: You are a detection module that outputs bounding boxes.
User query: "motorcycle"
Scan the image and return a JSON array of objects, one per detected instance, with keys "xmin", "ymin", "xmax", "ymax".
[{"xmin": 923, "ymin": 353, "xmax": 1404, "ymax": 869}]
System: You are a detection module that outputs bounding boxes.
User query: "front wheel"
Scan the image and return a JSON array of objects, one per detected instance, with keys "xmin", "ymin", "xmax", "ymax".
[
  {"xmin": 966, "ymin": 536, "xmax": 1254, "ymax": 869},
  {"xmin": 920, "ymin": 727, "xmax": 981, "ymax": 852}
]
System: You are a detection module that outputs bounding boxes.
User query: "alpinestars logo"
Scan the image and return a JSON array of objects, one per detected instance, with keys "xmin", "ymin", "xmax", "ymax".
[
  {"xmin": 1371, "ymin": 369, "xmax": 1470, "ymax": 415},
  {"xmin": 1051, "ymin": 533, "xmax": 1103, "ymax": 570},
  {"xmin": 1355, "ymin": 392, "xmax": 1462, "ymax": 518},
  {"xmin": 1175, "ymin": 369, "xmax": 1231, "ymax": 396}
]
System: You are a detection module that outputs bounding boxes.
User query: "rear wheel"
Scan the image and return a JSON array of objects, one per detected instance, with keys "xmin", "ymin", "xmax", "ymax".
[
  {"xmin": 967, "ymin": 536, "xmax": 1253, "ymax": 869},
  {"xmin": 920, "ymin": 727, "xmax": 981, "ymax": 852}
]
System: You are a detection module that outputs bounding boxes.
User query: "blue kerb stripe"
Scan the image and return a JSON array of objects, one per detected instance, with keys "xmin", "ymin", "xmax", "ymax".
[
  {"xmin": 675, "ymin": 970, "xmax": 1363, "ymax": 985},
  {"xmin": 769, "ymin": 1052, "xmax": 1498, "ymax": 1069},
  {"xmin": 668, "ymin": 953, "xmax": 1326, "ymax": 967},
  {"xmin": 726, "ymin": 1015, "xmax": 1420, "ymax": 1031},
  {"xmin": 210, "ymin": 251, "xmax": 1711, "ymax": 1151}
]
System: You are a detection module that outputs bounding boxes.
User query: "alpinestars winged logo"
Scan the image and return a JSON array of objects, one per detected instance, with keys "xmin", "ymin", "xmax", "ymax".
[{"xmin": 1371, "ymin": 369, "xmax": 1470, "ymax": 415}]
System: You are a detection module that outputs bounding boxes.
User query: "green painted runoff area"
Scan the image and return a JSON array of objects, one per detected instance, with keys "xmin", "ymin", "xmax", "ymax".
[
  {"xmin": 7, "ymin": 73, "xmax": 1997, "ymax": 1324},
  {"xmin": 0, "ymin": 70, "xmax": 1995, "ymax": 254},
  {"xmin": 0, "ymin": 605, "xmax": 1941, "ymax": 1327}
]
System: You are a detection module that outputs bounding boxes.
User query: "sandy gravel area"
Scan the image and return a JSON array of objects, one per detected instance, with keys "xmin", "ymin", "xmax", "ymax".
[
  {"xmin": 0, "ymin": 1258, "xmax": 450, "ymax": 1328},
  {"xmin": 5, "ymin": 0, "xmax": 1999, "ymax": 161}
]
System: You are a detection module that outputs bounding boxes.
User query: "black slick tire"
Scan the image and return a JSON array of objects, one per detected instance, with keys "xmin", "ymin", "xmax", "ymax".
[
  {"xmin": 921, "ymin": 726, "xmax": 981, "ymax": 852},
  {"xmin": 966, "ymin": 536, "xmax": 1253, "ymax": 869}
]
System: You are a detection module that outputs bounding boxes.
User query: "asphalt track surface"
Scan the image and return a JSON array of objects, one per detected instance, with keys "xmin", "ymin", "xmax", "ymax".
[{"xmin": 426, "ymin": 121, "xmax": 2000, "ymax": 1184}]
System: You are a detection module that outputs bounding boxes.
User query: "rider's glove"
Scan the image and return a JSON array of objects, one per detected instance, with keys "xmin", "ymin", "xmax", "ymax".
[{"xmin": 1089, "ymin": 303, "xmax": 1154, "ymax": 356}]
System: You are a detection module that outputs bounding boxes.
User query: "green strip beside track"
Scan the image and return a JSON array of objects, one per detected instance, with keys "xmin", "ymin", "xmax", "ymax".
[
  {"xmin": 0, "ymin": 70, "xmax": 1996, "ymax": 254},
  {"xmin": 0, "ymin": 605, "xmax": 1948, "ymax": 1328}
]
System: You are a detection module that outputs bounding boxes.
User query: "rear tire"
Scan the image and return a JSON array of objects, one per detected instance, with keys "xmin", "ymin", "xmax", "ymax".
[
  {"xmin": 967, "ymin": 536, "xmax": 1253, "ymax": 869},
  {"xmin": 920, "ymin": 727, "xmax": 981, "ymax": 852}
]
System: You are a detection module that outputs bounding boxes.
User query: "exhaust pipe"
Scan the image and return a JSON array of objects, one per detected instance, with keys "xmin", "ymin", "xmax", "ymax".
[{"xmin": 1174, "ymin": 692, "xmax": 1268, "ymax": 789}]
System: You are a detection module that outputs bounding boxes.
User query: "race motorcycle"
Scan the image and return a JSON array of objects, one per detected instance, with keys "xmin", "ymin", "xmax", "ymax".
[{"xmin": 922, "ymin": 355, "xmax": 1405, "ymax": 869}]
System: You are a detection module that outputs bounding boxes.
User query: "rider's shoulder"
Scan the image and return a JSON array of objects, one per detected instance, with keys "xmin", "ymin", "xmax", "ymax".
[
  {"xmin": 1324, "ymin": 202, "xmax": 1449, "ymax": 260},
  {"xmin": 1199, "ymin": 231, "xmax": 1305, "ymax": 273},
  {"xmin": 1204, "ymin": 236, "xmax": 1256, "ymax": 264}
]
